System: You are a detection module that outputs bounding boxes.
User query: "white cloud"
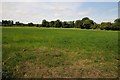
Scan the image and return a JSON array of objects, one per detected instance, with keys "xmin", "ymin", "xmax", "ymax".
[
  {"xmin": 1, "ymin": 2, "xmax": 117, "ymax": 24},
  {"xmin": 2, "ymin": 2, "xmax": 91, "ymax": 23}
]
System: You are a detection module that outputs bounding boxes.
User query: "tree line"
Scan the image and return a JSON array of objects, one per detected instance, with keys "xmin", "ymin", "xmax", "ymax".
[
  {"xmin": 1, "ymin": 20, "xmax": 35, "ymax": 27},
  {"xmin": 1, "ymin": 17, "xmax": 120, "ymax": 30}
]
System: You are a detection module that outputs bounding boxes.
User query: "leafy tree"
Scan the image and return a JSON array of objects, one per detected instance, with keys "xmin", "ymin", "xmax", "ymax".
[
  {"xmin": 100, "ymin": 22, "xmax": 112, "ymax": 30},
  {"xmin": 82, "ymin": 17, "xmax": 90, "ymax": 21},
  {"xmin": 112, "ymin": 23, "xmax": 120, "ymax": 30},
  {"xmin": 75, "ymin": 20, "xmax": 82, "ymax": 28},
  {"xmin": 104, "ymin": 22, "xmax": 112, "ymax": 30},
  {"xmin": 28, "ymin": 22, "xmax": 34, "ymax": 26},
  {"xmin": 54, "ymin": 20, "xmax": 62, "ymax": 28},
  {"xmin": 62, "ymin": 21, "xmax": 69, "ymax": 28},
  {"xmin": 82, "ymin": 19, "xmax": 94, "ymax": 29},
  {"xmin": 112, "ymin": 18, "xmax": 120, "ymax": 30},
  {"xmin": 15, "ymin": 21, "xmax": 24, "ymax": 26},
  {"xmin": 2, "ymin": 20, "xmax": 14, "ymax": 26},
  {"xmin": 114, "ymin": 18, "xmax": 120, "ymax": 23},
  {"xmin": 36, "ymin": 24, "xmax": 39, "ymax": 27},
  {"xmin": 49, "ymin": 21, "xmax": 55, "ymax": 27},
  {"xmin": 93, "ymin": 23, "xmax": 100, "ymax": 29},
  {"xmin": 80, "ymin": 17, "xmax": 95, "ymax": 29},
  {"xmin": 42, "ymin": 19, "xmax": 49, "ymax": 27},
  {"xmin": 2, "ymin": 18, "xmax": 120, "ymax": 30},
  {"xmin": 68, "ymin": 21, "xmax": 74, "ymax": 28}
]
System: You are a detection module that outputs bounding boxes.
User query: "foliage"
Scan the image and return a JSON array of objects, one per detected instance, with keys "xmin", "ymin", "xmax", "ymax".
[
  {"xmin": 2, "ymin": 20, "xmax": 13, "ymax": 26},
  {"xmin": 2, "ymin": 17, "xmax": 120, "ymax": 30},
  {"xmin": 75, "ymin": 20, "xmax": 82, "ymax": 28},
  {"xmin": 28, "ymin": 22, "xmax": 34, "ymax": 26}
]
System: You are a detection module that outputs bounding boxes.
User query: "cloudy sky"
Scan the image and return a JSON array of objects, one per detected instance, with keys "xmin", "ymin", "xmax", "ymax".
[{"xmin": 1, "ymin": 2, "xmax": 118, "ymax": 24}]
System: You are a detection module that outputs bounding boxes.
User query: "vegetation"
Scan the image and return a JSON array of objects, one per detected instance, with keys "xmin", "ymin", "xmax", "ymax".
[
  {"xmin": 2, "ymin": 27, "xmax": 119, "ymax": 78},
  {"xmin": 2, "ymin": 17, "xmax": 120, "ymax": 30}
]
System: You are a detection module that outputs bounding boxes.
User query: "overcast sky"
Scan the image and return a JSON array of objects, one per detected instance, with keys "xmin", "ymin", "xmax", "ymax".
[{"xmin": 1, "ymin": 2, "xmax": 118, "ymax": 24}]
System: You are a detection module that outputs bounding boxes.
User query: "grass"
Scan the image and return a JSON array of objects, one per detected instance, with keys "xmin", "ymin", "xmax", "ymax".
[{"xmin": 2, "ymin": 27, "xmax": 119, "ymax": 78}]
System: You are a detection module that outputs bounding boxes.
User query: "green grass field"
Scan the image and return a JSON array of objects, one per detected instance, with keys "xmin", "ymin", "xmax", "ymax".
[{"xmin": 2, "ymin": 27, "xmax": 119, "ymax": 78}]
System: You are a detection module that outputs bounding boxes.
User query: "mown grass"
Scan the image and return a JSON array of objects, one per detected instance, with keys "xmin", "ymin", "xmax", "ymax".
[{"xmin": 2, "ymin": 27, "xmax": 119, "ymax": 78}]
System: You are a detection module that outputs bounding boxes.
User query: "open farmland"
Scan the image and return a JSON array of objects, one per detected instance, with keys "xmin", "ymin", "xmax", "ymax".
[{"xmin": 2, "ymin": 27, "xmax": 119, "ymax": 78}]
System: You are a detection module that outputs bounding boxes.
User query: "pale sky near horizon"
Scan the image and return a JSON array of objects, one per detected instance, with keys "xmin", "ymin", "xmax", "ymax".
[
  {"xmin": 1, "ymin": 2, "xmax": 119, "ymax": 24},
  {"xmin": 1, "ymin": 0, "xmax": 119, "ymax": 2}
]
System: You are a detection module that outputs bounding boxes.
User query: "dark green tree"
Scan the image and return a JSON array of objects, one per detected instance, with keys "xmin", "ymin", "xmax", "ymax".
[
  {"xmin": 100, "ymin": 22, "xmax": 112, "ymax": 30},
  {"xmin": 54, "ymin": 19, "xmax": 62, "ymax": 28},
  {"xmin": 111, "ymin": 19, "xmax": 120, "ymax": 30},
  {"xmin": 75, "ymin": 20, "xmax": 82, "ymax": 28},
  {"xmin": 15, "ymin": 21, "xmax": 24, "ymax": 26},
  {"xmin": 42, "ymin": 19, "xmax": 49, "ymax": 27},
  {"xmin": 62, "ymin": 21, "xmax": 69, "ymax": 28},
  {"xmin": 82, "ymin": 17, "xmax": 90, "ymax": 21},
  {"xmin": 91, "ymin": 23, "xmax": 100, "ymax": 29},
  {"xmin": 28, "ymin": 22, "xmax": 34, "ymax": 26},
  {"xmin": 36, "ymin": 24, "xmax": 39, "ymax": 27},
  {"xmin": 68, "ymin": 21, "xmax": 74, "ymax": 28},
  {"xmin": 49, "ymin": 21, "xmax": 55, "ymax": 27},
  {"xmin": 82, "ymin": 19, "xmax": 94, "ymax": 29},
  {"xmin": 114, "ymin": 18, "xmax": 120, "ymax": 23},
  {"xmin": 2, "ymin": 20, "xmax": 14, "ymax": 26}
]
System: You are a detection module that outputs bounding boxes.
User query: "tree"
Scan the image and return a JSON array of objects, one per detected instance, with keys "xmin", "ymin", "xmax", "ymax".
[
  {"xmin": 114, "ymin": 18, "xmax": 120, "ymax": 23},
  {"xmin": 36, "ymin": 24, "xmax": 39, "ymax": 27},
  {"xmin": 112, "ymin": 18, "xmax": 120, "ymax": 30},
  {"xmin": 42, "ymin": 19, "xmax": 49, "ymax": 27},
  {"xmin": 68, "ymin": 21, "xmax": 74, "ymax": 28},
  {"xmin": 75, "ymin": 20, "xmax": 82, "ymax": 28},
  {"xmin": 2, "ymin": 20, "xmax": 14, "ymax": 26},
  {"xmin": 82, "ymin": 19, "xmax": 94, "ymax": 29},
  {"xmin": 91, "ymin": 23, "xmax": 100, "ymax": 29},
  {"xmin": 82, "ymin": 17, "xmax": 90, "ymax": 21},
  {"xmin": 62, "ymin": 21, "xmax": 69, "ymax": 28},
  {"xmin": 54, "ymin": 19, "xmax": 62, "ymax": 28},
  {"xmin": 42, "ymin": 19, "xmax": 46, "ymax": 27},
  {"xmin": 104, "ymin": 22, "xmax": 112, "ymax": 30},
  {"xmin": 28, "ymin": 22, "xmax": 34, "ymax": 26},
  {"xmin": 2, "ymin": 18, "xmax": 120, "ymax": 30},
  {"xmin": 100, "ymin": 22, "xmax": 112, "ymax": 30},
  {"xmin": 112, "ymin": 23, "xmax": 120, "ymax": 30},
  {"xmin": 15, "ymin": 21, "xmax": 24, "ymax": 26},
  {"xmin": 15, "ymin": 21, "xmax": 20, "ymax": 26},
  {"xmin": 49, "ymin": 21, "xmax": 55, "ymax": 27}
]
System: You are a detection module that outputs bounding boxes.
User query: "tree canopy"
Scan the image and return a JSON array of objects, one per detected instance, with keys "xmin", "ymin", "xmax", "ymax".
[{"xmin": 1, "ymin": 17, "xmax": 120, "ymax": 31}]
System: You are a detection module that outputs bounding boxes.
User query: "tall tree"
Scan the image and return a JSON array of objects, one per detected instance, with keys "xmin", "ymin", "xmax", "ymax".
[
  {"xmin": 49, "ymin": 21, "xmax": 55, "ymax": 27},
  {"xmin": 75, "ymin": 20, "xmax": 82, "ymax": 28},
  {"xmin": 111, "ymin": 18, "xmax": 120, "ymax": 30},
  {"xmin": 62, "ymin": 21, "xmax": 69, "ymax": 28},
  {"xmin": 2, "ymin": 20, "xmax": 14, "ymax": 26},
  {"xmin": 42, "ymin": 19, "xmax": 49, "ymax": 27},
  {"xmin": 82, "ymin": 19, "xmax": 94, "ymax": 29},
  {"xmin": 114, "ymin": 18, "xmax": 120, "ymax": 23},
  {"xmin": 54, "ymin": 19, "xmax": 62, "ymax": 28},
  {"xmin": 68, "ymin": 21, "xmax": 74, "ymax": 28},
  {"xmin": 100, "ymin": 22, "xmax": 112, "ymax": 30},
  {"xmin": 82, "ymin": 17, "xmax": 90, "ymax": 21},
  {"xmin": 28, "ymin": 22, "xmax": 34, "ymax": 26}
]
